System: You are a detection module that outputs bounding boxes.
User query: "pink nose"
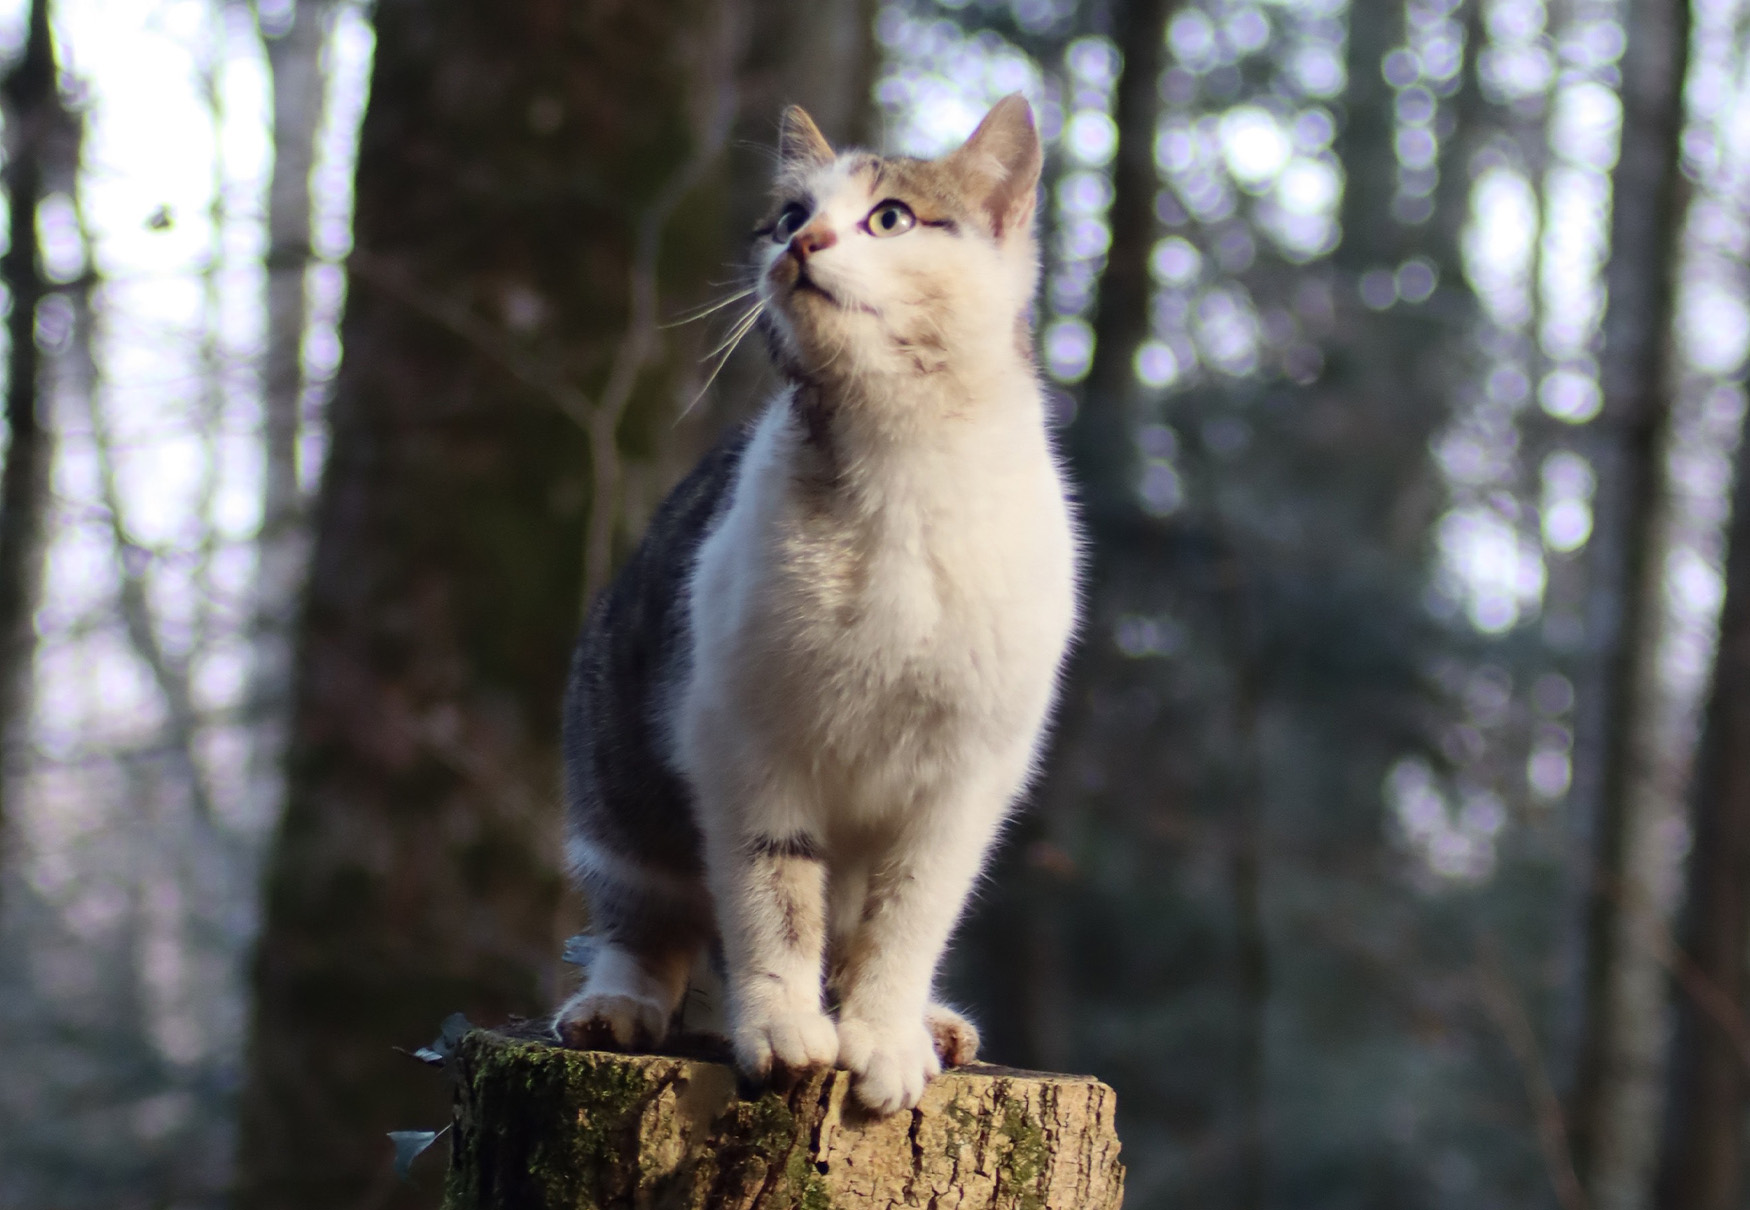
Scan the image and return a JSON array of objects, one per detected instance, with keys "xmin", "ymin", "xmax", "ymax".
[{"xmin": 790, "ymin": 221, "xmax": 836, "ymax": 262}]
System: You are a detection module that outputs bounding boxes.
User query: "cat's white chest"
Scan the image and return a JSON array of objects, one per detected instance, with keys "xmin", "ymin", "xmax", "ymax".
[
  {"xmin": 788, "ymin": 458, "xmax": 1055, "ymax": 672},
  {"xmin": 683, "ymin": 401, "xmax": 1076, "ymax": 809}
]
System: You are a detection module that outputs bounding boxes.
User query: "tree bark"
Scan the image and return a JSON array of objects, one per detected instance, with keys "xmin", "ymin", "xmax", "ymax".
[
  {"xmin": 0, "ymin": 0, "xmax": 72, "ymax": 905},
  {"xmin": 1066, "ymin": 0, "xmax": 1175, "ymax": 527},
  {"xmin": 1567, "ymin": 0, "xmax": 1692, "ymax": 1200},
  {"xmin": 248, "ymin": 0, "xmax": 335, "ymax": 823},
  {"xmin": 235, "ymin": 1, "xmax": 735, "ymax": 1205},
  {"xmin": 235, "ymin": 1, "xmax": 875, "ymax": 1205},
  {"xmin": 1655, "ymin": 415, "xmax": 1750, "ymax": 1210},
  {"xmin": 443, "ymin": 1031, "xmax": 1125, "ymax": 1210}
]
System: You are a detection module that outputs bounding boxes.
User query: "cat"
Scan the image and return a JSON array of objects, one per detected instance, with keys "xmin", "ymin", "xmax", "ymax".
[{"xmin": 552, "ymin": 94, "xmax": 1079, "ymax": 1115}]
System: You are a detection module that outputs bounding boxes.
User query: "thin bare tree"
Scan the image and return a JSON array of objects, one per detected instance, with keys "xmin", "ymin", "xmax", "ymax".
[
  {"xmin": 1567, "ymin": 0, "xmax": 1693, "ymax": 1201},
  {"xmin": 248, "ymin": 0, "xmax": 334, "ymax": 843}
]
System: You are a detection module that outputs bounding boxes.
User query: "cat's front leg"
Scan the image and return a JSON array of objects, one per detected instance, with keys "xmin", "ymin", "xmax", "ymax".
[
  {"xmin": 835, "ymin": 799, "xmax": 1003, "ymax": 1114},
  {"xmin": 708, "ymin": 827, "xmax": 840, "ymax": 1081}
]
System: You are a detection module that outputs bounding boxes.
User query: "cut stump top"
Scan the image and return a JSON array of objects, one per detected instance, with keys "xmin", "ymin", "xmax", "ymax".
[{"xmin": 444, "ymin": 1030, "xmax": 1124, "ymax": 1210}]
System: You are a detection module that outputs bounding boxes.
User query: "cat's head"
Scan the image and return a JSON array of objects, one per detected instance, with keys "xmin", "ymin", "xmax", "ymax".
[{"xmin": 753, "ymin": 94, "xmax": 1043, "ymax": 387}]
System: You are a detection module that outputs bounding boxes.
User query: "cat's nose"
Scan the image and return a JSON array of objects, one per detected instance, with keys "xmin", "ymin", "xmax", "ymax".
[{"xmin": 789, "ymin": 222, "xmax": 837, "ymax": 262}]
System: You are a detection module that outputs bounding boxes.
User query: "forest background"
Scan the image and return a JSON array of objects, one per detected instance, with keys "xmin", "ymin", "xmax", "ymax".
[{"xmin": 0, "ymin": 0, "xmax": 1746, "ymax": 1208}]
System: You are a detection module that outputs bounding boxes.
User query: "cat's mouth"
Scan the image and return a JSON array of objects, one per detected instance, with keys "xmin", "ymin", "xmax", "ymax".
[
  {"xmin": 792, "ymin": 271, "xmax": 838, "ymax": 305},
  {"xmin": 789, "ymin": 269, "xmax": 879, "ymax": 318}
]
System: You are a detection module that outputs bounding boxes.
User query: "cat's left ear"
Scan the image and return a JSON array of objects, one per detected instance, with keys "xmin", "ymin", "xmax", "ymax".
[{"xmin": 947, "ymin": 94, "xmax": 1043, "ymax": 241}]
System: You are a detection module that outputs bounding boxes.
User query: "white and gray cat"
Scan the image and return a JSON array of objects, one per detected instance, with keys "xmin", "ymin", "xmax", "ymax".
[{"xmin": 553, "ymin": 95, "xmax": 1079, "ymax": 1115}]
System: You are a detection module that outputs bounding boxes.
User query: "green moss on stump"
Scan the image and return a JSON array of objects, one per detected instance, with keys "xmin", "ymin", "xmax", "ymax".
[{"xmin": 443, "ymin": 1030, "xmax": 1124, "ymax": 1210}]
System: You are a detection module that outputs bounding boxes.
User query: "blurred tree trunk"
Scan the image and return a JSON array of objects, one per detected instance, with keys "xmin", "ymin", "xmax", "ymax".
[
  {"xmin": 957, "ymin": 0, "xmax": 1184, "ymax": 1153},
  {"xmin": 233, "ymin": 1, "xmax": 872, "ymax": 1207},
  {"xmin": 1655, "ymin": 421, "xmax": 1750, "ymax": 1210},
  {"xmin": 248, "ymin": 0, "xmax": 333, "ymax": 826},
  {"xmin": 1567, "ymin": 0, "xmax": 1691, "ymax": 1200},
  {"xmin": 0, "ymin": 0, "xmax": 72, "ymax": 906},
  {"xmin": 1066, "ymin": 0, "xmax": 1171, "ymax": 527},
  {"xmin": 991, "ymin": 0, "xmax": 1177, "ymax": 1075}
]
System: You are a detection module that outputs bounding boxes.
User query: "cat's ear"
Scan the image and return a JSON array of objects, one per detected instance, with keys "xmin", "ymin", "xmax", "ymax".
[
  {"xmin": 947, "ymin": 94, "xmax": 1043, "ymax": 241},
  {"xmin": 779, "ymin": 106, "xmax": 836, "ymax": 171}
]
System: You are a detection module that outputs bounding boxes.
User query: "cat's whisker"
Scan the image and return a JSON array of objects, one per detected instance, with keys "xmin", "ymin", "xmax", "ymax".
[
  {"xmin": 678, "ymin": 301, "xmax": 765, "ymax": 422},
  {"xmin": 704, "ymin": 301, "xmax": 766, "ymax": 361},
  {"xmin": 661, "ymin": 288, "xmax": 758, "ymax": 329}
]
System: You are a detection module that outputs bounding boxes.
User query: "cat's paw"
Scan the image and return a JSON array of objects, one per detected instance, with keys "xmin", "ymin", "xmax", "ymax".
[
  {"xmin": 733, "ymin": 1007, "xmax": 840, "ymax": 1081},
  {"xmin": 924, "ymin": 1002, "xmax": 981, "ymax": 1067},
  {"xmin": 553, "ymin": 990, "xmax": 669, "ymax": 1051},
  {"xmin": 837, "ymin": 1016, "xmax": 941, "ymax": 1114}
]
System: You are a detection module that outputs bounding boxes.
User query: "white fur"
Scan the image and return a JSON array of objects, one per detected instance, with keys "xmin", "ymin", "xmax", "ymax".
[
  {"xmin": 670, "ymin": 132, "xmax": 1079, "ymax": 1113},
  {"xmin": 554, "ymin": 942, "xmax": 690, "ymax": 1049}
]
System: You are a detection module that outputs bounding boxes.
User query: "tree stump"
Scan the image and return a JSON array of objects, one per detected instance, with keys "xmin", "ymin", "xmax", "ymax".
[{"xmin": 443, "ymin": 1030, "xmax": 1125, "ymax": 1209}]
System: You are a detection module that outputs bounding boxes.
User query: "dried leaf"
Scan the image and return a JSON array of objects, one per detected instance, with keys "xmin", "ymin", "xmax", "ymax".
[
  {"xmin": 439, "ymin": 1011, "xmax": 472, "ymax": 1050},
  {"xmin": 405, "ymin": 1012, "xmax": 474, "ymax": 1068},
  {"xmin": 388, "ymin": 1125, "xmax": 449, "ymax": 1181}
]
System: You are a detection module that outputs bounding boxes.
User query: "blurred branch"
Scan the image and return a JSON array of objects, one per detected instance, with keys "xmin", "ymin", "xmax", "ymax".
[
  {"xmin": 78, "ymin": 293, "xmax": 219, "ymax": 828},
  {"xmin": 1594, "ymin": 866, "xmax": 1750, "ymax": 1075},
  {"xmin": 189, "ymin": 1, "xmax": 230, "ymax": 670},
  {"xmin": 580, "ymin": 4, "xmax": 738, "ymax": 603},
  {"xmin": 1475, "ymin": 934, "xmax": 1589, "ymax": 1210},
  {"xmin": 61, "ymin": 194, "xmax": 221, "ymax": 835},
  {"xmin": 345, "ymin": 248, "xmax": 595, "ymax": 427},
  {"xmin": 1646, "ymin": 913, "xmax": 1750, "ymax": 1073},
  {"xmin": 347, "ymin": 6, "xmax": 737, "ymax": 605}
]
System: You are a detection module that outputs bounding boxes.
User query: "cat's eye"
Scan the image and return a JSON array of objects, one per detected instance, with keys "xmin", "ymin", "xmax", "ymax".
[
  {"xmin": 865, "ymin": 200, "xmax": 916, "ymax": 238},
  {"xmin": 772, "ymin": 202, "xmax": 809, "ymax": 243}
]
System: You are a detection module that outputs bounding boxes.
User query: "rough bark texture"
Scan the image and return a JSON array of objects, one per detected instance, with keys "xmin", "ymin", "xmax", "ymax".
[
  {"xmin": 1567, "ymin": 0, "xmax": 1692, "ymax": 1199},
  {"xmin": 234, "ymin": 0, "xmax": 738, "ymax": 1205},
  {"xmin": 248, "ymin": 0, "xmax": 334, "ymax": 820},
  {"xmin": 1066, "ymin": 0, "xmax": 1175, "ymax": 526},
  {"xmin": 235, "ymin": 1, "xmax": 877, "ymax": 1205},
  {"xmin": 0, "ymin": 0, "xmax": 69, "ymax": 899},
  {"xmin": 443, "ymin": 1031, "xmax": 1125, "ymax": 1210},
  {"xmin": 1656, "ymin": 419, "xmax": 1750, "ymax": 1210}
]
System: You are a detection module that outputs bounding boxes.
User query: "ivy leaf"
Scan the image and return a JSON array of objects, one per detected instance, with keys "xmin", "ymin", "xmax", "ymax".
[
  {"xmin": 562, "ymin": 933, "xmax": 599, "ymax": 968},
  {"xmin": 388, "ymin": 1125, "xmax": 449, "ymax": 1181}
]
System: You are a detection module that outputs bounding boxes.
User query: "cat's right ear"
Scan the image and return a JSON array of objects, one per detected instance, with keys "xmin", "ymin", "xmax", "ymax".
[
  {"xmin": 946, "ymin": 94, "xmax": 1042, "ymax": 242},
  {"xmin": 779, "ymin": 106, "xmax": 836, "ymax": 171}
]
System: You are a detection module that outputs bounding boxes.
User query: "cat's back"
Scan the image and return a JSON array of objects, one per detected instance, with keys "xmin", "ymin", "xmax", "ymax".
[{"xmin": 564, "ymin": 424, "xmax": 752, "ymax": 877}]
